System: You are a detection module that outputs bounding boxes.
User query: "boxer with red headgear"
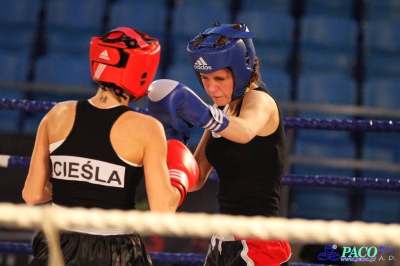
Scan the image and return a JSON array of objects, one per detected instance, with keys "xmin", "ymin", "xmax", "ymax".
[
  {"xmin": 23, "ymin": 27, "xmax": 199, "ymax": 266},
  {"xmin": 90, "ymin": 27, "xmax": 160, "ymax": 102}
]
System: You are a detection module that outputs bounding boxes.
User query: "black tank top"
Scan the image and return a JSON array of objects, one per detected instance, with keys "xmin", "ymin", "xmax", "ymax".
[
  {"xmin": 50, "ymin": 100, "xmax": 144, "ymax": 210},
  {"xmin": 205, "ymin": 88, "xmax": 286, "ymax": 217}
]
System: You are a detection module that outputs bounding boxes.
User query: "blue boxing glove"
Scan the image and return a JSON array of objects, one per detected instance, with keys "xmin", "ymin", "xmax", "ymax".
[{"xmin": 147, "ymin": 79, "xmax": 230, "ymax": 137}]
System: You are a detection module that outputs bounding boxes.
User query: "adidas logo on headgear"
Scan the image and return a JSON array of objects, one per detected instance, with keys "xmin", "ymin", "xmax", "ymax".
[
  {"xmin": 194, "ymin": 57, "xmax": 212, "ymax": 70},
  {"xmin": 99, "ymin": 50, "xmax": 110, "ymax": 60}
]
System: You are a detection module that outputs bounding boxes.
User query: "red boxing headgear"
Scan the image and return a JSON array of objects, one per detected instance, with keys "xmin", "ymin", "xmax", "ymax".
[{"xmin": 90, "ymin": 27, "xmax": 160, "ymax": 102}]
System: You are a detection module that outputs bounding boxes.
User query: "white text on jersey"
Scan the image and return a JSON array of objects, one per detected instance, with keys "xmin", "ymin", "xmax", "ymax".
[{"xmin": 51, "ymin": 155, "xmax": 125, "ymax": 188}]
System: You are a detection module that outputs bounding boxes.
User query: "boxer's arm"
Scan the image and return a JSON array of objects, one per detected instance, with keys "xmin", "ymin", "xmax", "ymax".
[
  {"xmin": 143, "ymin": 120, "xmax": 181, "ymax": 212},
  {"xmin": 143, "ymin": 119, "xmax": 199, "ymax": 210},
  {"xmin": 217, "ymin": 90, "xmax": 279, "ymax": 143},
  {"xmin": 191, "ymin": 130, "xmax": 214, "ymax": 191},
  {"xmin": 22, "ymin": 114, "xmax": 52, "ymax": 205}
]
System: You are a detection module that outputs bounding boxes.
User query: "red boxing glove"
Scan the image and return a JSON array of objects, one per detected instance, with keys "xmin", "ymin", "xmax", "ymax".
[{"xmin": 167, "ymin": 139, "xmax": 199, "ymax": 205}]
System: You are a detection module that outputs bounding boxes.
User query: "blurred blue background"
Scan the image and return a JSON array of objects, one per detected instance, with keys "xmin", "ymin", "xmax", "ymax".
[{"xmin": 0, "ymin": 0, "xmax": 399, "ymax": 265}]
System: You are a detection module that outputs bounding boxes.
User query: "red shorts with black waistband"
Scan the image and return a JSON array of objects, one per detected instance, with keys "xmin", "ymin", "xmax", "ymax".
[{"xmin": 204, "ymin": 235, "xmax": 291, "ymax": 266}]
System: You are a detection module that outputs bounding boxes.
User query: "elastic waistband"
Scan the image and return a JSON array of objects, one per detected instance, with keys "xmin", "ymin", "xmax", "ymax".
[
  {"xmin": 52, "ymin": 203, "xmax": 135, "ymax": 236},
  {"xmin": 213, "ymin": 234, "xmax": 236, "ymax": 242}
]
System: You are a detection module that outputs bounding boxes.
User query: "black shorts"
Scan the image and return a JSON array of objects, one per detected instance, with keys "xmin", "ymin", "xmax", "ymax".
[
  {"xmin": 29, "ymin": 230, "xmax": 153, "ymax": 266},
  {"xmin": 203, "ymin": 235, "xmax": 291, "ymax": 266}
]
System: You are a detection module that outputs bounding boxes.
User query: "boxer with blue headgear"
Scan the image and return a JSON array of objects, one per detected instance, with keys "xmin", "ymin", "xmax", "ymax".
[
  {"xmin": 147, "ymin": 23, "xmax": 260, "ymax": 142},
  {"xmin": 147, "ymin": 22, "xmax": 291, "ymax": 266},
  {"xmin": 187, "ymin": 22, "xmax": 257, "ymax": 102}
]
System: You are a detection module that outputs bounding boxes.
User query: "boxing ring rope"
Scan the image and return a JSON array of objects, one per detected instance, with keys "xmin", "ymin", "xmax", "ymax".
[
  {"xmin": 1, "ymin": 98, "xmax": 400, "ymax": 190},
  {"xmin": 1, "ymin": 98, "xmax": 400, "ymax": 265},
  {"xmin": 1, "ymin": 155, "xmax": 400, "ymax": 191},
  {"xmin": 1, "ymin": 98, "xmax": 400, "ymax": 132},
  {"xmin": 2, "ymin": 203, "xmax": 400, "ymax": 246},
  {"xmin": 0, "ymin": 204, "xmax": 400, "ymax": 262}
]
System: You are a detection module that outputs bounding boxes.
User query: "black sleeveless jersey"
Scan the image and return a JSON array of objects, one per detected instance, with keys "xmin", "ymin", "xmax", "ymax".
[
  {"xmin": 50, "ymin": 100, "xmax": 144, "ymax": 210},
  {"xmin": 205, "ymin": 88, "xmax": 286, "ymax": 217}
]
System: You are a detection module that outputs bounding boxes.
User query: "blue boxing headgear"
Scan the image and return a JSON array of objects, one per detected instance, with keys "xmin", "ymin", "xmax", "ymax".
[{"xmin": 187, "ymin": 22, "xmax": 256, "ymax": 101}]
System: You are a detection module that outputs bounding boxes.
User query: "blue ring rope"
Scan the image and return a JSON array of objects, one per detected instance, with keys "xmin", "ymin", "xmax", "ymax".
[
  {"xmin": 2, "ymin": 155, "xmax": 400, "ymax": 191},
  {"xmin": 1, "ymin": 98, "xmax": 400, "ymax": 132}
]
